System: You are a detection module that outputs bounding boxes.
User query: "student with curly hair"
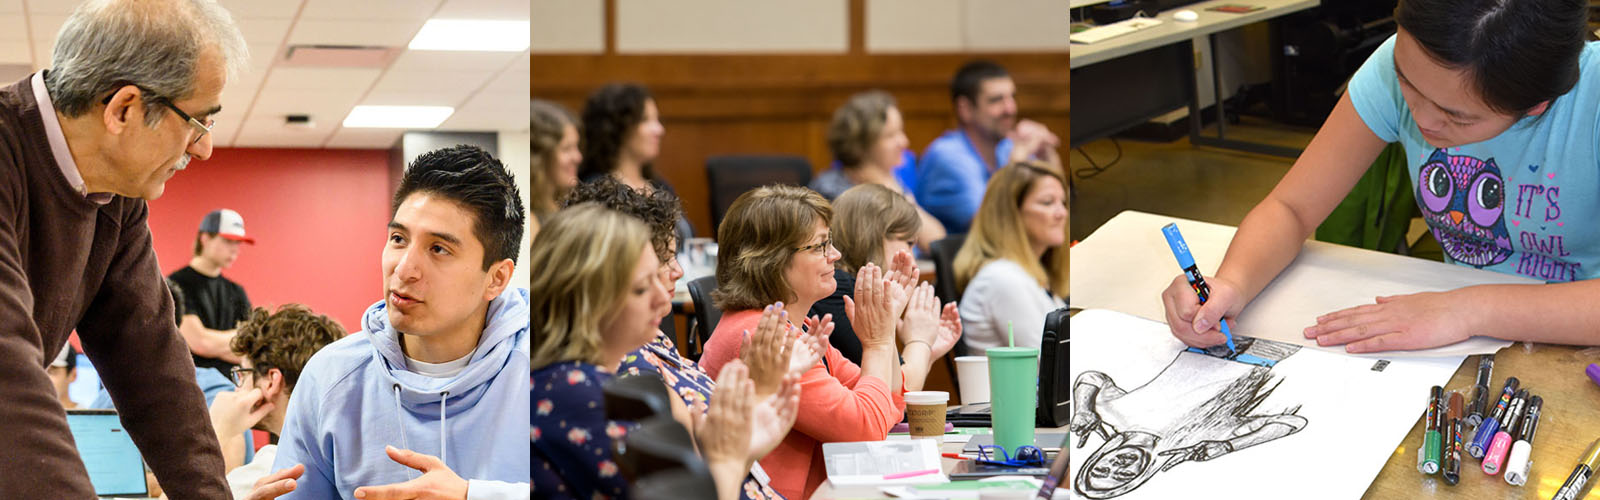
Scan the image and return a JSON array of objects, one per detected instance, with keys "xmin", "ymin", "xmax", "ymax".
[{"xmin": 204, "ymin": 305, "xmax": 345, "ymax": 498}]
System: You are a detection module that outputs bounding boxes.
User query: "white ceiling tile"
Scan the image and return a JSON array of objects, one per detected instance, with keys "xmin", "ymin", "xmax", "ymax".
[
  {"xmin": 236, "ymin": 17, "xmax": 292, "ymax": 45},
  {"xmin": 28, "ymin": 14, "xmax": 66, "ymax": 41},
  {"xmin": 479, "ymin": 61, "xmax": 526, "ymax": 94},
  {"xmin": 440, "ymin": 90, "xmax": 526, "ymax": 132},
  {"xmin": 216, "ymin": 0, "xmax": 304, "ymax": 19},
  {"xmin": 263, "ymin": 67, "xmax": 381, "ymax": 91},
  {"xmin": 362, "ymin": 89, "xmax": 474, "ymax": 107},
  {"xmin": 30, "ymin": 42, "xmax": 50, "ymax": 70},
  {"xmin": 0, "ymin": 41, "xmax": 33, "ymax": 65},
  {"xmin": 372, "ymin": 69, "xmax": 494, "ymax": 93},
  {"xmin": 388, "ymin": 50, "xmax": 517, "ymax": 72},
  {"xmin": 8, "ymin": 0, "xmax": 526, "ymax": 148},
  {"xmin": 231, "ymin": 134, "xmax": 329, "ymax": 148},
  {"xmin": 233, "ymin": 116, "xmax": 335, "ymax": 147},
  {"xmin": 218, "ymin": 82, "xmax": 259, "ymax": 115},
  {"xmin": 23, "ymin": 1, "xmax": 74, "ymax": 14},
  {"xmin": 323, "ymin": 128, "xmax": 404, "ymax": 149},
  {"xmin": 300, "ymin": 0, "xmax": 440, "ymax": 21},
  {"xmin": 250, "ymin": 87, "xmax": 363, "ymax": 118},
  {"xmin": 433, "ymin": 0, "xmax": 529, "ymax": 20},
  {"xmin": 287, "ymin": 19, "xmax": 425, "ymax": 47},
  {"xmin": 0, "ymin": 14, "xmax": 25, "ymax": 40},
  {"xmin": 208, "ymin": 119, "xmax": 243, "ymax": 148}
]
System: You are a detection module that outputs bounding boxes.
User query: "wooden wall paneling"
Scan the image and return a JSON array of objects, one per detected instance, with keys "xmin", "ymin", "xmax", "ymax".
[{"xmin": 533, "ymin": 53, "xmax": 1068, "ymax": 235}]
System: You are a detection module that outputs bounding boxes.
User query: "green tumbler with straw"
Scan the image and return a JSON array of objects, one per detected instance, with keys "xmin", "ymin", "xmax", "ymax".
[{"xmin": 987, "ymin": 322, "xmax": 1039, "ymax": 453}]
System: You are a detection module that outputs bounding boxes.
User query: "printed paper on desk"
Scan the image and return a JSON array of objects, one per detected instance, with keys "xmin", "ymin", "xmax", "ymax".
[
  {"xmin": 1070, "ymin": 210, "xmax": 1526, "ymax": 357},
  {"xmin": 823, "ymin": 439, "xmax": 949, "ymax": 487},
  {"xmin": 1068, "ymin": 309, "xmax": 1461, "ymax": 499}
]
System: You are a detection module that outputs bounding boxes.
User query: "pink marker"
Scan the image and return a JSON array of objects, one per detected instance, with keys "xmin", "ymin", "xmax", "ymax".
[
  {"xmin": 1483, "ymin": 389, "xmax": 1530, "ymax": 475},
  {"xmin": 883, "ymin": 469, "xmax": 940, "ymax": 480}
]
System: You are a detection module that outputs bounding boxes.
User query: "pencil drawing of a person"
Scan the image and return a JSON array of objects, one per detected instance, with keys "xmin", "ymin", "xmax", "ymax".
[{"xmin": 1070, "ymin": 337, "xmax": 1307, "ymax": 498}]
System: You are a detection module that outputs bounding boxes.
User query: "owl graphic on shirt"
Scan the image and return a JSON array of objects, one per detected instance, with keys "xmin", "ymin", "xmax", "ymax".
[{"xmin": 1415, "ymin": 149, "xmax": 1513, "ymax": 267}]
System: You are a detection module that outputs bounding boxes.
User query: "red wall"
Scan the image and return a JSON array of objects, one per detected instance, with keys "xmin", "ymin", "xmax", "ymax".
[{"xmin": 146, "ymin": 148, "xmax": 394, "ymax": 333}]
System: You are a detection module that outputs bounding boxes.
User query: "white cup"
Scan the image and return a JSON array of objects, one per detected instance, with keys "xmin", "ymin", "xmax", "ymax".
[{"xmin": 955, "ymin": 355, "xmax": 990, "ymax": 405}]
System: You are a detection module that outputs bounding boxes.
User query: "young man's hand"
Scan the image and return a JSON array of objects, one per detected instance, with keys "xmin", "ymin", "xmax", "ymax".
[
  {"xmin": 209, "ymin": 388, "xmax": 273, "ymax": 439},
  {"xmin": 352, "ymin": 446, "xmax": 468, "ymax": 500}
]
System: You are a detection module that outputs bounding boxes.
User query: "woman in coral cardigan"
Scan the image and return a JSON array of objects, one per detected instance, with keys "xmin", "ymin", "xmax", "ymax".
[{"xmin": 699, "ymin": 185, "xmax": 959, "ymax": 500}]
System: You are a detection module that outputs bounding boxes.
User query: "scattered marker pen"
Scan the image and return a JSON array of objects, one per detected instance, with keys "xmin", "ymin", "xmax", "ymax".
[
  {"xmin": 1467, "ymin": 355, "xmax": 1493, "ymax": 428},
  {"xmin": 1504, "ymin": 395, "xmax": 1542, "ymax": 486},
  {"xmin": 1419, "ymin": 386, "xmax": 1442, "ymax": 474},
  {"xmin": 1554, "ymin": 438, "xmax": 1600, "ymax": 500},
  {"xmin": 1470, "ymin": 376, "xmax": 1519, "ymax": 459},
  {"xmin": 1482, "ymin": 389, "xmax": 1528, "ymax": 475},
  {"xmin": 1161, "ymin": 223, "xmax": 1236, "ymax": 355},
  {"xmin": 1442, "ymin": 391, "xmax": 1463, "ymax": 485}
]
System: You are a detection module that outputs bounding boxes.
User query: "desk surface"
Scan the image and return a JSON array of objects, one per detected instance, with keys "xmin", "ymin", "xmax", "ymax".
[
  {"xmin": 810, "ymin": 427, "xmax": 1070, "ymax": 499},
  {"xmin": 1363, "ymin": 345, "xmax": 1600, "ymax": 499},
  {"xmin": 1070, "ymin": 0, "xmax": 1318, "ymax": 69}
]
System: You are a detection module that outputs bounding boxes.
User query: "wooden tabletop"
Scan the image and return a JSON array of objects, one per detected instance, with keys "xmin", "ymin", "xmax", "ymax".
[{"xmin": 1363, "ymin": 344, "xmax": 1600, "ymax": 499}]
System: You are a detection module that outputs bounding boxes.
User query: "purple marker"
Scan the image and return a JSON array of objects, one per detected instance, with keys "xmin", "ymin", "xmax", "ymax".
[{"xmin": 1586, "ymin": 363, "xmax": 1600, "ymax": 388}]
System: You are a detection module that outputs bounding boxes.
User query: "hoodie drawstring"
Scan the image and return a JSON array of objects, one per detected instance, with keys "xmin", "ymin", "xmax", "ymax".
[
  {"xmin": 439, "ymin": 391, "xmax": 449, "ymax": 465},
  {"xmin": 392, "ymin": 383, "xmax": 453, "ymax": 479},
  {"xmin": 393, "ymin": 384, "xmax": 417, "ymax": 480}
]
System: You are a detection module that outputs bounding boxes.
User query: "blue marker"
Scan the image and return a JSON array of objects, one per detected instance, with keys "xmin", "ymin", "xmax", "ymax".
[
  {"xmin": 1162, "ymin": 223, "xmax": 1236, "ymax": 355},
  {"xmin": 1470, "ymin": 377, "xmax": 1520, "ymax": 459}
]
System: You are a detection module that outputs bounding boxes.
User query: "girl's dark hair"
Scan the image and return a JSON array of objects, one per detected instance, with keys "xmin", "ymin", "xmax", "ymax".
[
  {"xmin": 578, "ymin": 83, "xmax": 657, "ymax": 181},
  {"xmin": 1396, "ymin": 0, "xmax": 1588, "ymax": 116}
]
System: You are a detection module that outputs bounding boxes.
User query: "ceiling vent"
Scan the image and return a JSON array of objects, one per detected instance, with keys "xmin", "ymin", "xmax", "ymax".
[{"xmin": 281, "ymin": 45, "xmax": 398, "ymax": 68}]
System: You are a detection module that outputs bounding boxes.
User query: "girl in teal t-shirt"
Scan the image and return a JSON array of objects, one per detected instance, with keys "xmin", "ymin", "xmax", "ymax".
[{"xmin": 1160, "ymin": 0, "xmax": 1600, "ymax": 353}]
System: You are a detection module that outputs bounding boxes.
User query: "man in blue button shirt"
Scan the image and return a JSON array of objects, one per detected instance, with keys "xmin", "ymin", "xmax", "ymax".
[{"xmin": 916, "ymin": 60, "xmax": 1062, "ymax": 233}]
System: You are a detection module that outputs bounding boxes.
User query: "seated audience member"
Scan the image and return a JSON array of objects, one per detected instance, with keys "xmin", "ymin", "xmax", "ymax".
[
  {"xmin": 562, "ymin": 176, "xmax": 821, "ymax": 499},
  {"xmin": 699, "ymin": 185, "xmax": 950, "ymax": 500},
  {"xmin": 202, "ymin": 305, "xmax": 344, "ymax": 498},
  {"xmin": 270, "ymin": 145, "xmax": 529, "ymax": 499},
  {"xmin": 531, "ymin": 99, "xmax": 582, "ymax": 237},
  {"xmin": 954, "ymin": 162, "xmax": 1068, "ymax": 350},
  {"xmin": 811, "ymin": 91, "xmax": 946, "ymax": 251},
  {"xmin": 810, "ymin": 184, "xmax": 962, "ymax": 367},
  {"xmin": 579, "ymin": 82, "xmax": 692, "ymax": 242},
  {"xmin": 916, "ymin": 60, "xmax": 1062, "ymax": 233},
  {"xmin": 532, "ymin": 205, "xmax": 800, "ymax": 500},
  {"xmin": 48, "ymin": 343, "xmax": 79, "ymax": 409}
]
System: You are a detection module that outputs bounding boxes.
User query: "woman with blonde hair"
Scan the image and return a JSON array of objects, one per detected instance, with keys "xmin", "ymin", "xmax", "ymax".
[
  {"xmin": 954, "ymin": 161, "xmax": 1068, "ymax": 350},
  {"xmin": 811, "ymin": 183, "xmax": 961, "ymax": 368},
  {"xmin": 812, "ymin": 90, "xmax": 946, "ymax": 251},
  {"xmin": 699, "ymin": 185, "xmax": 948, "ymax": 500},
  {"xmin": 531, "ymin": 99, "xmax": 582, "ymax": 234},
  {"xmin": 532, "ymin": 204, "xmax": 803, "ymax": 500}
]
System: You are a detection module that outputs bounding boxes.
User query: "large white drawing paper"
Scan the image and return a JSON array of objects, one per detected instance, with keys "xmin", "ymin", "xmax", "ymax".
[
  {"xmin": 1070, "ymin": 210, "xmax": 1530, "ymax": 357},
  {"xmin": 1068, "ymin": 309, "xmax": 1462, "ymax": 499}
]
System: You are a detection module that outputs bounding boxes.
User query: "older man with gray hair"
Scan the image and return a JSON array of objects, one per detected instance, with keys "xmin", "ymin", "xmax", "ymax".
[{"xmin": 0, "ymin": 0, "xmax": 250, "ymax": 498}]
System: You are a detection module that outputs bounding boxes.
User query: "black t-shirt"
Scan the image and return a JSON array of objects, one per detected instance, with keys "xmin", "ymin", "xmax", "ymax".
[
  {"xmin": 810, "ymin": 269, "xmax": 861, "ymax": 364},
  {"xmin": 167, "ymin": 266, "xmax": 251, "ymax": 373}
]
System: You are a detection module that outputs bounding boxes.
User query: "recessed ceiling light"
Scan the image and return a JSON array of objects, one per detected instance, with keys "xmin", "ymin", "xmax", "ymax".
[
  {"xmin": 408, "ymin": 20, "xmax": 530, "ymax": 52},
  {"xmin": 343, "ymin": 106, "xmax": 454, "ymax": 129}
]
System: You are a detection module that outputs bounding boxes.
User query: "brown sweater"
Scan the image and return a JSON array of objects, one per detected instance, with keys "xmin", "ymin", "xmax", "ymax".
[{"xmin": 0, "ymin": 77, "xmax": 226, "ymax": 497}]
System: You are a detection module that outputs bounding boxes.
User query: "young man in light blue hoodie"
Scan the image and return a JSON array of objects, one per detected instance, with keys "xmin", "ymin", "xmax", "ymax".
[{"xmin": 266, "ymin": 145, "xmax": 529, "ymax": 500}]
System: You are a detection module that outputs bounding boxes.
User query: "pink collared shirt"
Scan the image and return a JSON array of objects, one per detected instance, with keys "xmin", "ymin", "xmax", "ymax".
[{"xmin": 31, "ymin": 71, "xmax": 111, "ymax": 205}]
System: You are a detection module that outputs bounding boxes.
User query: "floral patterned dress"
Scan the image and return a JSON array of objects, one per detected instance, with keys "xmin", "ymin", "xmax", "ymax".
[{"xmin": 532, "ymin": 361, "xmax": 629, "ymax": 500}]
